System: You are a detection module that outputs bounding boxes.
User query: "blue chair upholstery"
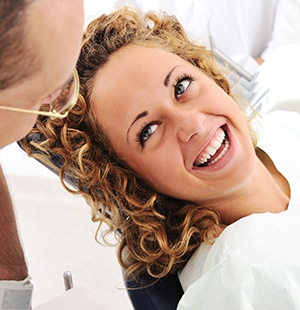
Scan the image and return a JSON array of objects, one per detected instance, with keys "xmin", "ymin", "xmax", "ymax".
[{"xmin": 125, "ymin": 272, "xmax": 183, "ymax": 310}]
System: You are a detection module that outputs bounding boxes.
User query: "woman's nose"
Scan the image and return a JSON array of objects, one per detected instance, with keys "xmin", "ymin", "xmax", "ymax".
[{"xmin": 175, "ymin": 110, "xmax": 206, "ymax": 143}]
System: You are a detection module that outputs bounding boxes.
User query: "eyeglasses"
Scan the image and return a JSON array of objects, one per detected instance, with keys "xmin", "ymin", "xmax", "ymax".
[{"xmin": 0, "ymin": 69, "xmax": 80, "ymax": 119}]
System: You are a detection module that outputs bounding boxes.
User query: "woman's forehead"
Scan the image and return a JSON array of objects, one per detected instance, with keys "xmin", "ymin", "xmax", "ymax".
[{"xmin": 93, "ymin": 46, "xmax": 188, "ymax": 88}]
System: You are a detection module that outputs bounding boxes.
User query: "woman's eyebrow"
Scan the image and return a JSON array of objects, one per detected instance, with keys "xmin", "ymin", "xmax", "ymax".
[
  {"xmin": 164, "ymin": 65, "xmax": 179, "ymax": 86},
  {"xmin": 127, "ymin": 110, "xmax": 149, "ymax": 140}
]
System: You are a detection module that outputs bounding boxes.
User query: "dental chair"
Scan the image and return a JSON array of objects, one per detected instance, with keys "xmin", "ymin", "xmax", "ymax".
[{"xmin": 125, "ymin": 272, "xmax": 183, "ymax": 309}]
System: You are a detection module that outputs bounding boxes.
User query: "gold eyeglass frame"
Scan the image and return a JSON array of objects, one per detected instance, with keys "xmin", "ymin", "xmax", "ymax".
[{"xmin": 0, "ymin": 69, "xmax": 80, "ymax": 119}]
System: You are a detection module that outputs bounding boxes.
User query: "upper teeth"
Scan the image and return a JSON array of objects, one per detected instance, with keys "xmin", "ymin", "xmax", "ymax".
[
  {"xmin": 194, "ymin": 128, "xmax": 227, "ymax": 166},
  {"xmin": 208, "ymin": 139, "xmax": 229, "ymax": 166}
]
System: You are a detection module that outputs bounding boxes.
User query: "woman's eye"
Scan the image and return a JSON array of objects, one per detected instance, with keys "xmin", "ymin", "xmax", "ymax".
[
  {"xmin": 138, "ymin": 123, "xmax": 158, "ymax": 145},
  {"xmin": 174, "ymin": 79, "xmax": 192, "ymax": 100}
]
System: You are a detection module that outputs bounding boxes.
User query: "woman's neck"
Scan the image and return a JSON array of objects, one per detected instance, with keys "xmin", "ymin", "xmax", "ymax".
[
  {"xmin": 217, "ymin": 148, "xmax": 290, "ymax": 225},
  {"xmin": 256, "ymin": 147, "xmax": 291, "ymax": 198}
]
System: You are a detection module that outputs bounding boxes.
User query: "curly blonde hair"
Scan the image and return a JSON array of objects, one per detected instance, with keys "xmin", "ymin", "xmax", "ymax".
[{"xmin": 21, "ymin": 7, "xmax": 256, "ymax": 281}]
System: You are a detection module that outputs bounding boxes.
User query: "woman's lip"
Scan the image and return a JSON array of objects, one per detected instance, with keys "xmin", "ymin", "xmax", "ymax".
[{"xmin": 192, "ymin": 124, "xmax": 232, "ymax": 171}]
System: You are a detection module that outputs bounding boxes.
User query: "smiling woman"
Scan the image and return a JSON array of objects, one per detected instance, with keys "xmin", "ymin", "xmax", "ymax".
[{"xmin": 20, "ymin": 7, "xmax": 300, "ymax": 309}]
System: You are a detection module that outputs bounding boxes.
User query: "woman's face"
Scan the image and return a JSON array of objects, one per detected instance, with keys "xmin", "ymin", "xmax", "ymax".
[{"xmin": 91, "ymin": 45, "xmax": 257, "ymax": 207}]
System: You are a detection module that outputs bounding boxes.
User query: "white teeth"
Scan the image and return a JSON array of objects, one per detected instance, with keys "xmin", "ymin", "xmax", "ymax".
[
  {"xmin": 207, "ymin": 138, "xmax": 229, "ymax": 166},
  {"xmin": 203, "ymin": 152, "xmax": 211, "ymax": 159},
  {"xmin": 193, "ymin": 128, "xmax": 228, "ymax": 167},
  {"xmin": 207, "ymin": 146, "xmax": 216, "ymax": 156},
  {"xmin": 211, "ymin": 140, "xmax": 221, "ymax": 149}
]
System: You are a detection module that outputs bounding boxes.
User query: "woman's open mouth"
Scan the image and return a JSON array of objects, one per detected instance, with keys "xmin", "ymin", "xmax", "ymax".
[{"xmin": 193, "ymin": 126, "xmax": 230, "ymax": 168}]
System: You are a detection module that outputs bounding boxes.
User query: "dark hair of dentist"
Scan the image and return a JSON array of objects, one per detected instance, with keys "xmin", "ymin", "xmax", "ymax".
[{"xmin": 22, "ymin": 8, "xmax": 287, "ymax": 284}]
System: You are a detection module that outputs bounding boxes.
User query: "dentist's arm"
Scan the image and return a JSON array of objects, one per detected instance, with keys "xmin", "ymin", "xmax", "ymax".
[
  {"xmin": 0, "ymin": 164, "xmax": 32, "ymax": 310},
  {"xmin": 0, "ymin": 164, "xmax": 28, "ymax": 280}
]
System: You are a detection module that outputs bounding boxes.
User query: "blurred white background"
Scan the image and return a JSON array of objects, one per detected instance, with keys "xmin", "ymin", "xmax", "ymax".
[
  {"xmin": 0, "ymin": 1, "xmax": 132, "ymax": 308},
  {"xmin": 2, "ymin": 0, "xmax": 300, "ymax": 308}
]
